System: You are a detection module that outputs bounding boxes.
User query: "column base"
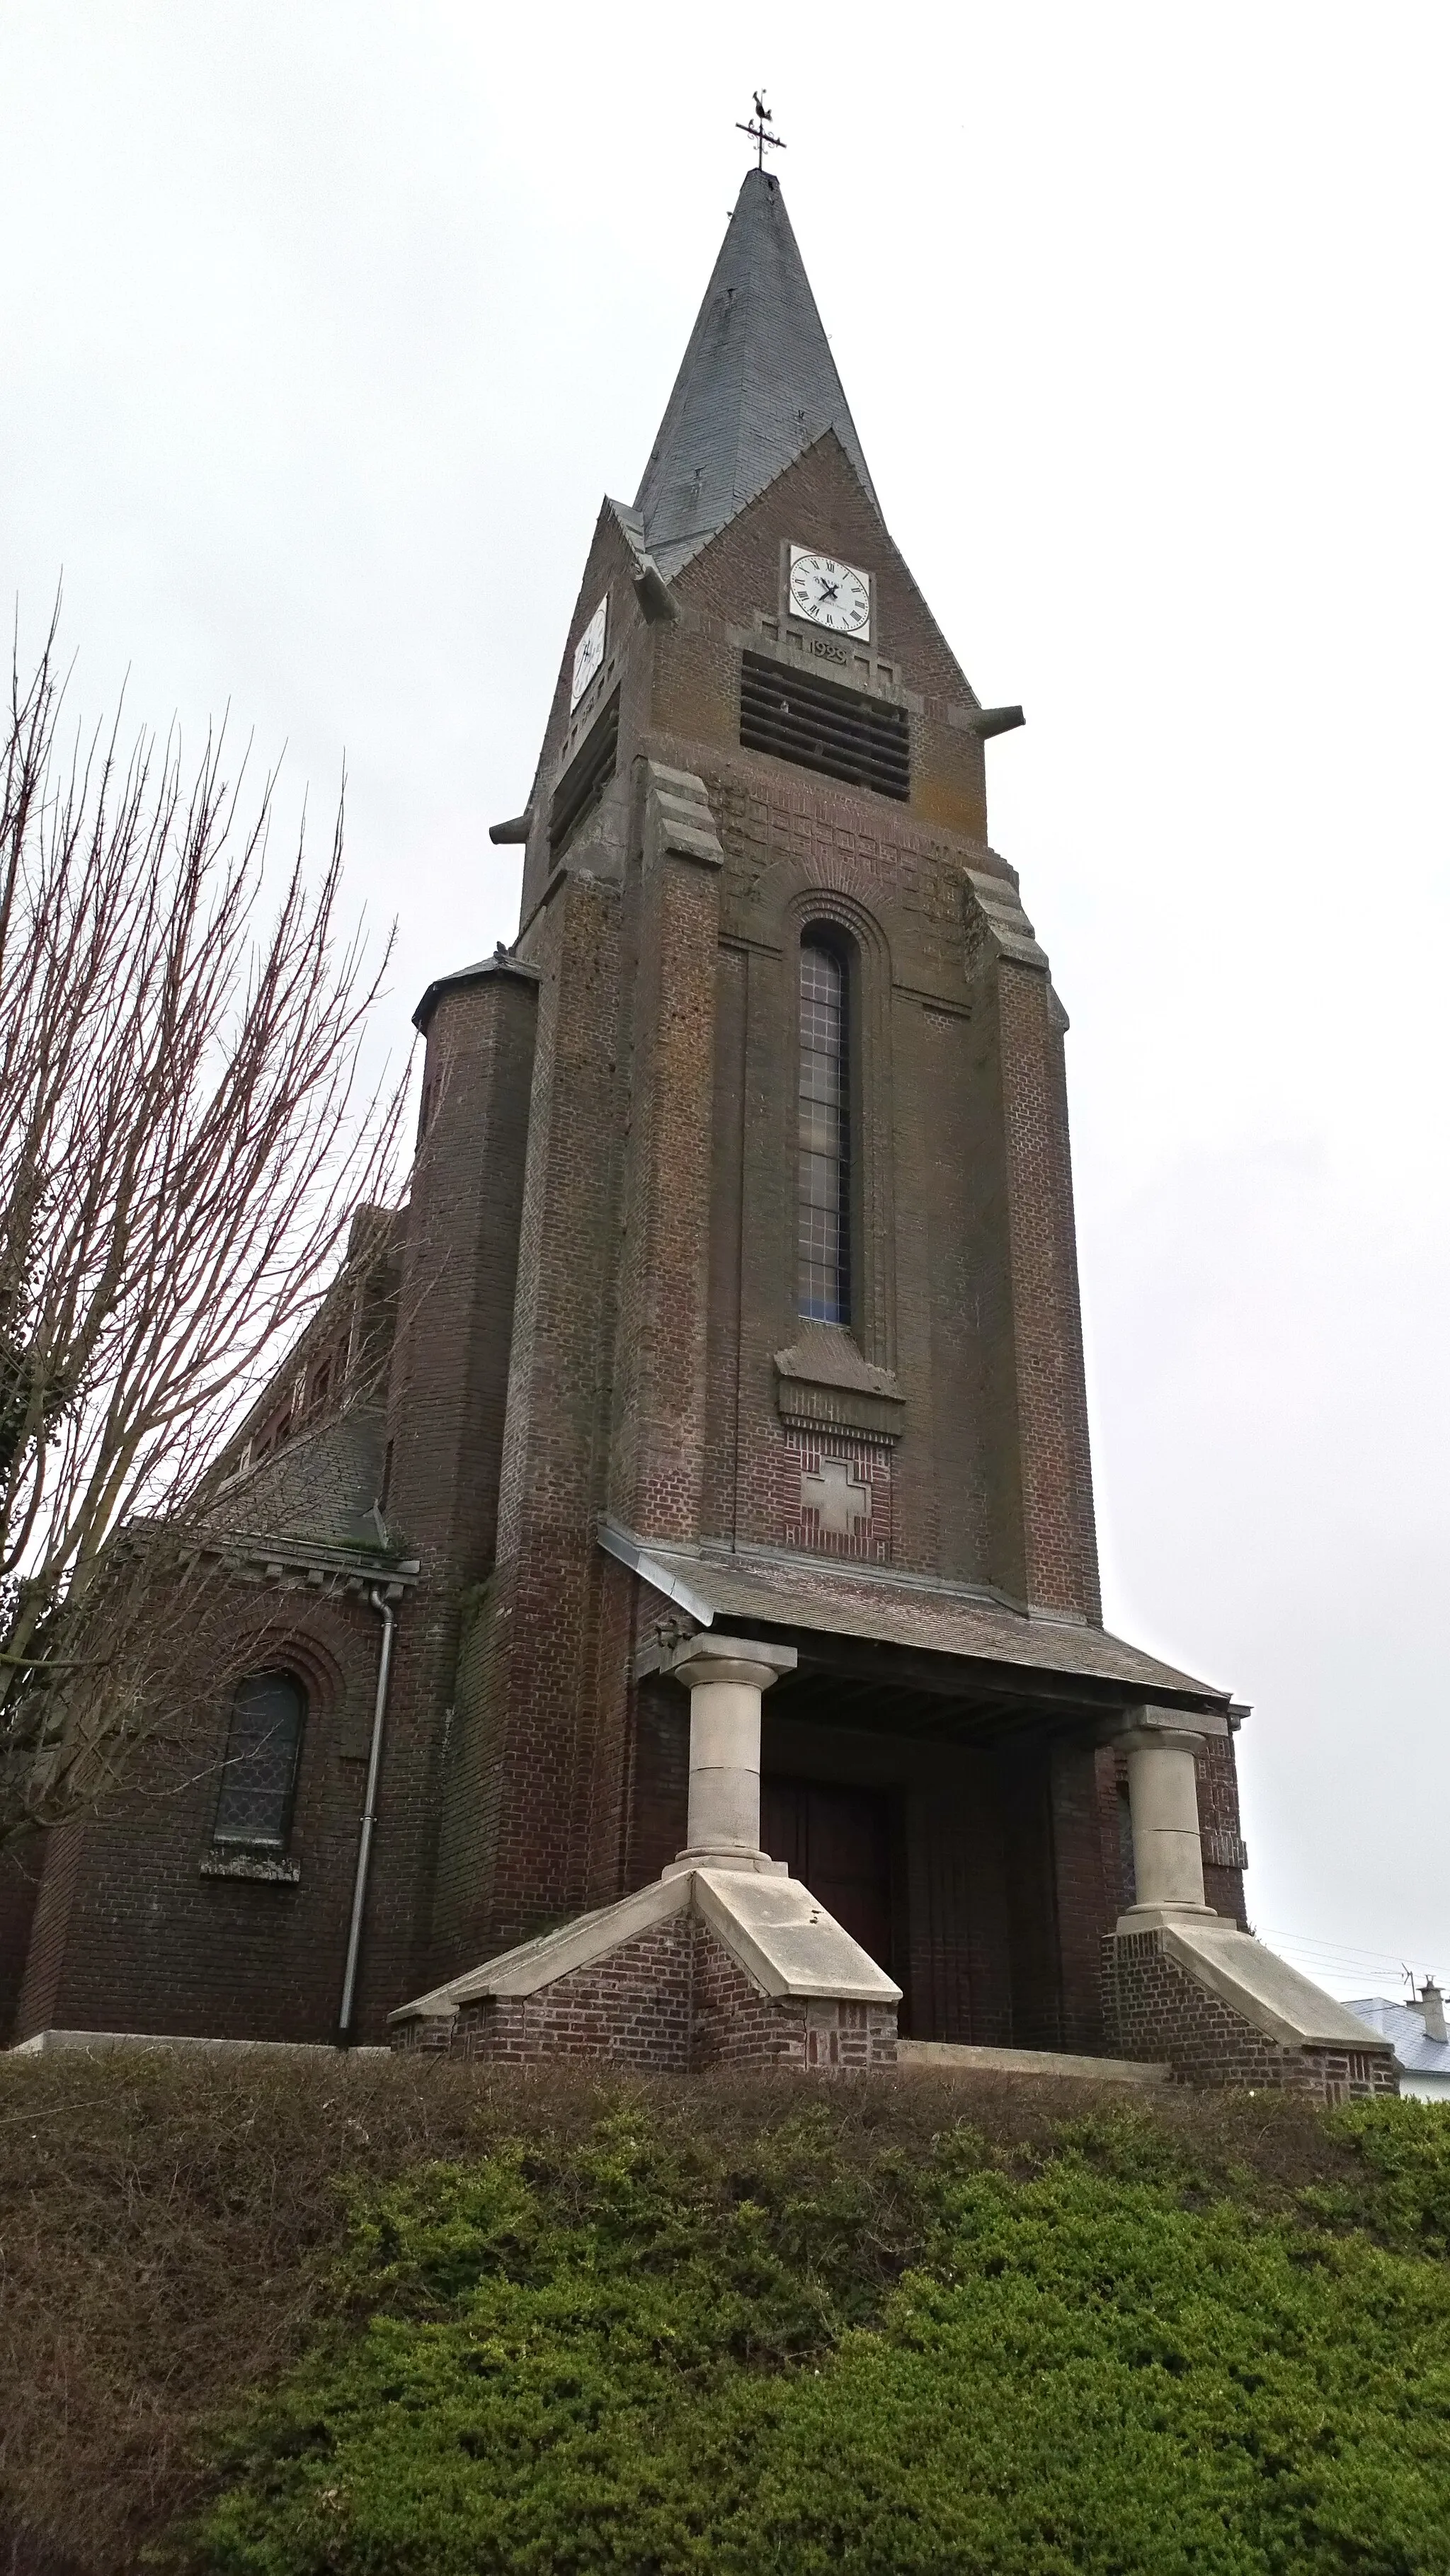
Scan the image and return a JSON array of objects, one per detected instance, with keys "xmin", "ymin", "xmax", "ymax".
[
  {"xmin": 1117, "ymin": 1902, "xmax": 1217, "ymax": 1931},
  {"xmin": 662, "ymin": 1845, "xmax": 789, "ymax": 1880}
]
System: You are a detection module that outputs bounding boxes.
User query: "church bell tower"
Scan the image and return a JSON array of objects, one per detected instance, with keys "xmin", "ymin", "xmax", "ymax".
[
  {"xmin": 5, "ymin": 148, "xmax": 1395, "ymax": 2100},
  {"xmin": 383, "ymin": 159, "xmax": 1382, "ymax": 2095}
]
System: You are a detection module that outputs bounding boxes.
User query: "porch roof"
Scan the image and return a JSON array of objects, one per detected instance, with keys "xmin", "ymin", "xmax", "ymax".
[{"xmin": 601, "ymin": 1525, "xmax": 1229, "ymax": 1717}]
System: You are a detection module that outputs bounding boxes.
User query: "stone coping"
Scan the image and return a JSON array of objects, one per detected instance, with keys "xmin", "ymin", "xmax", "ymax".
[
  {"xmin": 390, "ymin": 1867, "xmax": 902, "ymax": 2025},
  {"xmin": 1124, "ymin": 1920, "xmax": 1398, "ymax": 2056}
]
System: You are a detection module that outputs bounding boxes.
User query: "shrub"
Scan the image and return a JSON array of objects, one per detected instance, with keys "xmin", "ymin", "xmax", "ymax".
[{"xmin": 181, "ymin": 2102, "xmax": 1450, "ymax": 2576}]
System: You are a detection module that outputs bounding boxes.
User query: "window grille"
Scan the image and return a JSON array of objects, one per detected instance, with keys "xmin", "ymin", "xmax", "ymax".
[
  {"xmin": 798, "ymin": 940, "xmax": 851, "ymax": 1324},
  {"xmin": 212, "ymin": 1672, "xmax": 306, "ymax": 1850},
  {"xmin": 741, "ymin": 653, "xmax": 909, "ymax": 800}
]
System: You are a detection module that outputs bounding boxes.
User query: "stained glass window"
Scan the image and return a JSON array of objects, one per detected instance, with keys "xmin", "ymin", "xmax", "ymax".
[
  {"xmin": 798, "ymin": 940, "xmax": 851, "ymax": 1324},
  {"xmin": 212, "ymin": 1672, "xmax": 305, "ymax": 1849}
]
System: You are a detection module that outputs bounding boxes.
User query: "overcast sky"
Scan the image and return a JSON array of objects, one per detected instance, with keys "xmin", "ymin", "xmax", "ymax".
[{"xmin": 2, "ymin": 3, "xmax": 1446, "ymax": 1999}]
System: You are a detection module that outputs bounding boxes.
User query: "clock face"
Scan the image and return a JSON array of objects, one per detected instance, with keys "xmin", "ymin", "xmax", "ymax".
[
  {"xmin": 570, "ymin": 596, "xmax": 607, "ymax": 709},
  {"xmin": 788, "ymin": 547, "xmax": 872, "ymax": 639}
]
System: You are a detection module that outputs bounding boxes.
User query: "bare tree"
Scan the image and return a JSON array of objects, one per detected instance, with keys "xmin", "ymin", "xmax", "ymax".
[{"xmin": 0, "ymin": 609, "xmax": 406, "ymax": 1840}]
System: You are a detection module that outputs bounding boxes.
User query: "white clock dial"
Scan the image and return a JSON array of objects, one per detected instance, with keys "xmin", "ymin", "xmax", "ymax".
[
  {"xmin": 570, "ymin": 596, "xmax": 607, "ymax": 709},
  {"xmin": 788, "ymin": 547, "xmax": 872, "ymax": 639}
]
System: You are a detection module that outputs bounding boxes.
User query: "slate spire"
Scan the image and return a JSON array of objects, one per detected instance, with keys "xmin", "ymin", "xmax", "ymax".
[{"xmin": 634, "ymin": 167, "xmax": 878, "ymax": 578}]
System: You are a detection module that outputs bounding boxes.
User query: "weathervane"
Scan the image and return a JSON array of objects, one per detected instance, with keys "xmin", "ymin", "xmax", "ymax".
[{"xmin": 736, "ymin": 89, "xmax": 785, "ymax": 172}]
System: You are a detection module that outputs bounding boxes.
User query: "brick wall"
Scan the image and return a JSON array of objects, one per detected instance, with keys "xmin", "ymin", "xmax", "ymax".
[
  {"xmin": 606, "ymin": 786, "xmax": 721, "ymax": 1544},
  {"xmin": 1196, "ymin": 1732, "xmax": 1249, "ymax": 1926},
  {"xmin": 663, "ymin": 437, "xmax": 988, "ymax": 842},
  {"xmin": 12, "ymin": 1570, "xmax": 401, "ymax": 2044},
  {"xmin": 392, "ymin": 1912, "xmax": 896, "ymax": 2074},
  {"xmin": 1102, "ymin": 1930, "xmax": 1398, "ymax": 2102},
  {"xmin": 428, "ymin": 869, "xmax": 629, "ymax": 1967},
  {"xmin": 0, "ymin": 1830, "xmax": 44, "ymax": 2044}
]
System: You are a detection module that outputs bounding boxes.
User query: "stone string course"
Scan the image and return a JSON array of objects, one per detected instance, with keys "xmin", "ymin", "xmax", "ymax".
[
  {"xmin": 391, "ymin": 1913, "xmax": 897, "ymax": 2075},
  {"xmin": 1102, "ymin": 1930, "xmax": 1398, "ymax": 2104}
]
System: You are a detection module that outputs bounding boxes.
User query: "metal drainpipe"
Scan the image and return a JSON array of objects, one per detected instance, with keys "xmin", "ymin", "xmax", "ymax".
[{"xmin": 338, "ymin": 1586, "xmax": 396, "ymax": 2041}]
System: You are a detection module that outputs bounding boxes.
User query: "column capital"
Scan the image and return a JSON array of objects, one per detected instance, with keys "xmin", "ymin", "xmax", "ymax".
[
  {"xmin": 1105, "ymin": 1701, "xmax": 1220, "ymax": 1756},
  {"xmin": 663, "ymin": 1634, "xmax": 797, "ymax": 1693}
]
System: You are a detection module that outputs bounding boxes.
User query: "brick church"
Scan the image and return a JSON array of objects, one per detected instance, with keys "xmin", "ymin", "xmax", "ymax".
[{"xmin": 3, "ymin": 166, "xmax": 1393, "ymax": 2095}]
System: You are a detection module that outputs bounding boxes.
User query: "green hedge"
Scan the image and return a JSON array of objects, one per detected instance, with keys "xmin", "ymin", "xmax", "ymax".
[{"xmin": 179, "ymin": 2099, "xmax": 1450, "ymax": 2575}]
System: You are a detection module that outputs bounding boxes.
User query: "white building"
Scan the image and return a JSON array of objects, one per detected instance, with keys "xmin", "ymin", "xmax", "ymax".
[{"xmin": 1345, "ymin": 1987, "xmax": 1450, "ymax": 2102}]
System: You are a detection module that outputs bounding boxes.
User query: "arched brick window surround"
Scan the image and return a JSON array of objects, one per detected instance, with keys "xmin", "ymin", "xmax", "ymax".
[
  {"xmin": 797, "ymin": 934, "xmax": 852, "ymax": 1325},
  {"xmin": 205, "ymin": 1624, "xmax": 346, "ymax": 1855},
  {"xmin": 784, "ymin": 889, "xmax": 896, "ymax": 1373},
  {"xmin": 212, "ymin": 1671, "xmax": 307, "ymax": 1851}
]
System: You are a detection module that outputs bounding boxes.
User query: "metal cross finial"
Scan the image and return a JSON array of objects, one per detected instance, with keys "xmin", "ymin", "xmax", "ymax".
[{"xmin": 736, "ymin": 89, "xmax": 785, "ymax": 172}]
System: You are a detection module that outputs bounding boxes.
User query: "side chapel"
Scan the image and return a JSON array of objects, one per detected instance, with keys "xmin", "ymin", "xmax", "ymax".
[{"xmin": 3, "ymin": 165, "xmax": 1394, "ymax": 2097}]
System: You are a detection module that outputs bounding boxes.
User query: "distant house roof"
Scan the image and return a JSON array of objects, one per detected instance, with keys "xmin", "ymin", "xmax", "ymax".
[{"xmin": 1345, "ymin": 1997, "xmax": 1450, "ymax": 2089}]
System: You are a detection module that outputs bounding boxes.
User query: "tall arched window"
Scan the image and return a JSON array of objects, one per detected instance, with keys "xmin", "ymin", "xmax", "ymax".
[
  {"xmin": 212, "ymin": 1671, "xmax": 307, "ymax": 1850},
  {"xmin": 798, "ymin": 938, "xmax": 851, "ymax": 1324}
]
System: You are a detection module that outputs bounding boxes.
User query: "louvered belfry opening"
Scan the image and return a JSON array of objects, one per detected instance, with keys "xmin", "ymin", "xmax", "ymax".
[
  {"xmin": 741, "ymin": 652, "xmax": 909, "ymax": 801},
  {"xmin": 798, "ymin": 937, "xmax": 851, "ymax": 1324},
  {"xmin": 549, "ymin": 688, "xmax": 620, "ymax": 856}
]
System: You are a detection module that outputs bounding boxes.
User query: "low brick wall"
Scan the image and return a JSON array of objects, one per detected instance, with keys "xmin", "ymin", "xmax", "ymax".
[
  {"xmin": 1102, "ymin": 1930, "xmax": 1397, "ymax": 2102},
  {"xmin": 391, "ymin": 1914, "xmax": 897, "ymax": 2073}
]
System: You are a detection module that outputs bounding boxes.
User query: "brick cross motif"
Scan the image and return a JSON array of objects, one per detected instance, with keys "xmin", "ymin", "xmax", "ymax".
[{"xmin": 799, "ymin": 1455, "xmax": 871, "ymax": 1536}]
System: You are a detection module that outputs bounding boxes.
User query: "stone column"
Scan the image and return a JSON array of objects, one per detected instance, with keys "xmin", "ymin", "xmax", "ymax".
[
  {"xmin": 1113, "ymin": 1707, "xmax": 1214, "ymax": 1927},
  {"xmin": 661, "ymin": 1635, "xmax": 797, "ymax": 1876}
]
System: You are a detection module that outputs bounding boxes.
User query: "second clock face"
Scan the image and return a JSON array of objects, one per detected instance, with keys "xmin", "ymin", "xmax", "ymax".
[
  {"xmin": 570, "ymin": 597, "xmax": 607, "ymax": 709},
  {"xmin": 788, "ymin": 547, "xmax": 872, "ymax": 639}
]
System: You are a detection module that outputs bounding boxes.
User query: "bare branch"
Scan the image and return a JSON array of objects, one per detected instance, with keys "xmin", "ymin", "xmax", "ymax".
[{"xmin": 0, "ymin": 607, "xmax": 407, "ymax": 1836}]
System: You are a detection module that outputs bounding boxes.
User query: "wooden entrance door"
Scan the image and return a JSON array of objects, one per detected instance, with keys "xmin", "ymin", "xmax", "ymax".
[{"xmin": 760, "ymin": 1776, "xmax": 896, "ymax": 1976}]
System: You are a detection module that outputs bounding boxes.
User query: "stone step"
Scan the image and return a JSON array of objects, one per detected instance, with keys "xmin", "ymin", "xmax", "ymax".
[
  {"xmin": 8, "ymin": 2028, "xmax": 390, "ymax": 2061},
  {"xmin": 896, "ymin": 2039, "xmax": 1170, "ymax": 2085}
]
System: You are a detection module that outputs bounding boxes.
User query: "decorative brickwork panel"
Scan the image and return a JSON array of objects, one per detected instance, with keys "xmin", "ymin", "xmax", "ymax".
[
  {"xmin": 779, "ymin": 1430, "xmax": 891, "ymax": 1561},
  {"xmin": 800, "ymin": 1997, "xmax": 898, "ymax": 2071},
  {"xmin": 1102, "ymin": 1930, "xmax": 1398, "ymax": 2102}
]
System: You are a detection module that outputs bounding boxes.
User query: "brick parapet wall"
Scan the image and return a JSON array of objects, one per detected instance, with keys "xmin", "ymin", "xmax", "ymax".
[
  {"xmin": 1102, "ymin": 1930, "xmax": 1398, "ymax": 2103},
  {"xmin": 392, "ymin": 1911, "xmax": 897, "ymax": 2075}
]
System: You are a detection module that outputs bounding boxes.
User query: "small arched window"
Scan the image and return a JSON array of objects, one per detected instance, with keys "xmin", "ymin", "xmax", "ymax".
[
  {"xmin": 797, "ymin": 938, "xmax": 851, "ymax": 1324},
  {"xmin": 212, "ymin": 1671, "xmax": 306, "ymax": 1850}
]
